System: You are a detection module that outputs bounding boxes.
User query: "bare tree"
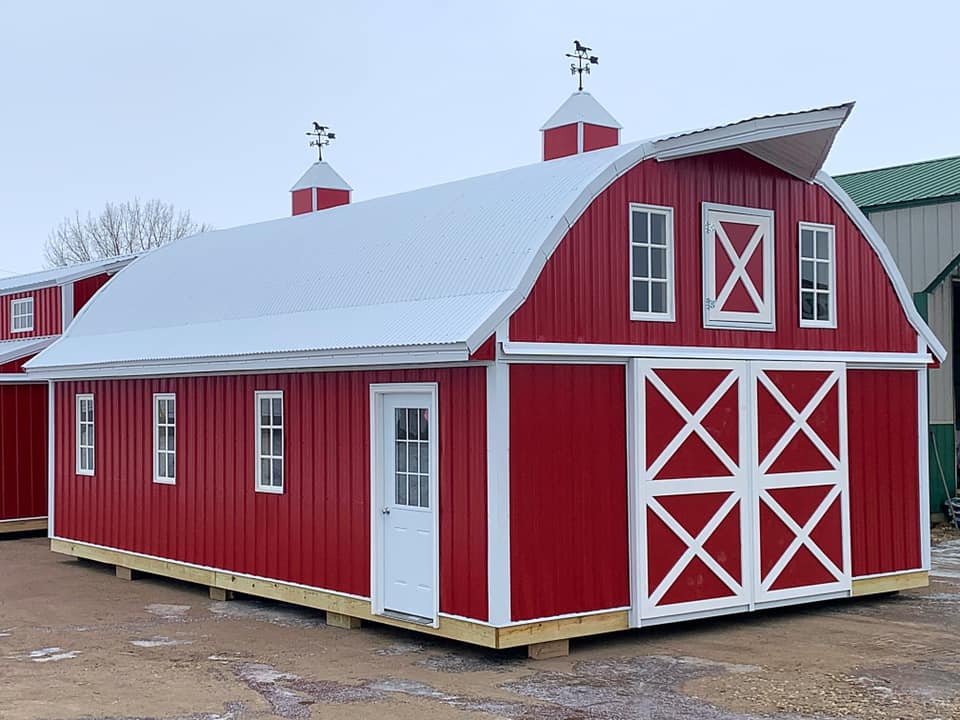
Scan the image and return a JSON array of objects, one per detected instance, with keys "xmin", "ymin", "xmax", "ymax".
[{"xmin": 44, "ymin": 199, "xmax": 212, "ymax": 267}]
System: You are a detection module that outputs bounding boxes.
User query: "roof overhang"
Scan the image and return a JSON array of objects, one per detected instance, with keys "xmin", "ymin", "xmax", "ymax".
[
  {"xmin": 651, "ymin": 104, "xmax": 855, "ymax": 182},
  {"xmin": 0, "ymin": 336, "xmax": 57, "ymax": 368}
]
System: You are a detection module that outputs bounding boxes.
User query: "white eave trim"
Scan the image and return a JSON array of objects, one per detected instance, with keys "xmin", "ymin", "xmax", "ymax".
[
  {"xmin": 25, "ymin": 343, "xmax": 472, "ymax": 379},
  {"xmin": 500, "ymin": 340, "xmax": 935, "ymax": 368},
  {"xmin": 0, "ymin": 336, "xmax": 56, "ymax": 365},
  {"xmin": 816, "ymin": 172, "xmax": 947, "ymax": 362}
]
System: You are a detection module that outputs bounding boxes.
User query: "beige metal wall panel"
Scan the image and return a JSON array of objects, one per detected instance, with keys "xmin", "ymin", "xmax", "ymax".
[
  {"xmin": 867, "ymin": 201, "xmax": 960, "ymax": 292},
  {"xmin": 927, "ymin": 281, "xmax": 954, "ymax": 424}
]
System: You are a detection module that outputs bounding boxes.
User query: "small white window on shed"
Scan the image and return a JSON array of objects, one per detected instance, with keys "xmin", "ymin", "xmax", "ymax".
[
  {"xmin": 630, "ymin": 204, "xmax": 675, "ymax": 321},
  {"xmin": 799, "ymin": 223, "xmax": 836, "ymax": 328},
  {"xmin": 76, "ymin": 393, "xmax": 95, "ymax": 476},
  {"xmin": 255, "ymin": 391, "xmax": 284, "ymax": 493},
  {"xmin": 11, "ymin": 297, "xmax": 34, "ymax": 332},
  {"xmin": 153, "ymin": 394, "xmax": 176, "ymax": 484}
]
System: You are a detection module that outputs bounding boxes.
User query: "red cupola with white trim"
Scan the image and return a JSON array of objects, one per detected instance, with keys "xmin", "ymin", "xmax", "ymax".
[
  {"xmin": 541, "ymin": 42, "xmax": 621, "ymax": 160},
  {"xmin": 291, "ymin": 122, "xmax": 352, "ymax": 215},
  {"xmin": 541, "ymin": 91, "xmax": 622, "ymax": 160},
  {"xmin": 290, "ymin": 162, "xmax": 352, "ymax": 215}
]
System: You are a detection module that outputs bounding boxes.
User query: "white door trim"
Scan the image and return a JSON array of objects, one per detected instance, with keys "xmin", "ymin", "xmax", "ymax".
[{"xmin": 369, "ymin": 382, "xmax": 441, "ymax": 627}]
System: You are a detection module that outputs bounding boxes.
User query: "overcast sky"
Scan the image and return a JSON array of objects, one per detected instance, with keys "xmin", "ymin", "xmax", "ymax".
[{"xmin": 0, "ymin": 0, "xmax": 957, "ymax": 275}]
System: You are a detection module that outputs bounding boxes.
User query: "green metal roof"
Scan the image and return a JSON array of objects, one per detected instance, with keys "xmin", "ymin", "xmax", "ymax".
[{"xmin": 834, "ymin": 155, "xmax": 960, "ymax": 210}]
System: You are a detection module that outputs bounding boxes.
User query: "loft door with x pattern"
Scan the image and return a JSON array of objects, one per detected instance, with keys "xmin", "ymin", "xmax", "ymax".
[
  {"xmin": 702, "ymin": 204, "xmax": 775, "ymax": 330},
  {"xmin": 637, "ymin": 360, "xmax": 750, "ymax": 620},
  {"xmin": 750, "ymin": 362, "xmax": 850, "ymax": 604}
]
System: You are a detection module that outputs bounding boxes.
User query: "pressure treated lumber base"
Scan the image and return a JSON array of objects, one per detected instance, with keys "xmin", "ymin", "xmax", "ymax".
[
  {"xmin": 50, "ymin": 538, "xmax": 928, "ymax": 654},
  {"xmin": 116, "ymin": 565, "xmax": 141, "ymax": 581},
  {"xmin": 209, "ymin": 587, "xmax": 234, "ymax": 601},
  {"xmin": 0, "ymin": 517, "xmax": 47, "ymax": 535}
]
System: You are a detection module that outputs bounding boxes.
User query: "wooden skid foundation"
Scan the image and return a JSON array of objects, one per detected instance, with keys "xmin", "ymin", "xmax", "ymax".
[
  {"xmin": 0, "ymin": 517, "xmax": 47, "ymax": 535},
  {"xmin": 851, "ymin": 570, "xmax": 928, "ymax": 596},
  {"xmin": 50, "ymin": 538, "xmax": 628, "ymax": 651}
]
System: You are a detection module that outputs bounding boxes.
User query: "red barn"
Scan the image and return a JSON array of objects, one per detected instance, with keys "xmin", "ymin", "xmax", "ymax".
[
  {"xmin": 28, "ymin": 96, "xmax": 944, "ymax": 657},
  {"xmin": 0, "ymin": 257, "xmax": 135, "ymax": 534}
]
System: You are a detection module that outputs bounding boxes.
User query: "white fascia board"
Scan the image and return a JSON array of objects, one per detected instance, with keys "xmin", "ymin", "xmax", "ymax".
[
  {"xmin": 26, "ymin": 344, "xmax": 471, "ymax": 380},
  {"xmin": 816, "ymin": 172, "xmax": 947, "ymax": 362},
  {"xmin": 651, "ymin": 106, "xmax": 853, "ymax": 179},
  {"xmin": 500, "ymin": 340, "xmax": 934, "ymax": 367}
]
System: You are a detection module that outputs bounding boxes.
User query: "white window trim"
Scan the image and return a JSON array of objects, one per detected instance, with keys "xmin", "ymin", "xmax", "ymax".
[
  {"xmin": 255, "ymin": 390, "xmax": 284, "ymax": 494},
  {"xmin": 629, "ymin": 202, "xmax": 676, "ymax": 322},
  {"xmin": 701, "ymin": 202, "xmax": 776, "ymax": 331},
  {"xmin": 75, "ymin": 393, "xmax": 94, "ymax": 476},
  {"xmin": 153, "ymin": 393, "xmax": 176, "ymax": 485},
  {"xmin": 11, "ymin": 296, "xmax": 34, "ymax": 333},
  {"xmin": 798, "ymin": 221, "xmax": 837, "ymax": 329}
]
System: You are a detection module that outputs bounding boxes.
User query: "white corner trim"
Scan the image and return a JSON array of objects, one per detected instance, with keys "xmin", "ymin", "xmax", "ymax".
[
  {"xmin": 816, "ymin": 172, "xmax": 946, "ymax": 361},
  {"xmin": 485, "ymin": 361, "xmax": 511, "ymax": 624},
  {"xmin": 918, "ymin": 368, "xmax": 931, "ymax": 571},
  {"xmin": 47, "ymin": 380, "xmax": 55, "ymax": 537}
]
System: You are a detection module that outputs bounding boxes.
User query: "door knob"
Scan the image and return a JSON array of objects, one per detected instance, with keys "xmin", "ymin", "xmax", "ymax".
[{"xmin": 382, "ymin": 507, "xmax": 391, "ymax": 515}]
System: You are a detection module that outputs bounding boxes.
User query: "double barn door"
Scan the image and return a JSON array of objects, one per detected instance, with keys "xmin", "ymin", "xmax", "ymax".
[{"xmin": 634, "ymin": 359, "xmax": 850, "ymax": 622}]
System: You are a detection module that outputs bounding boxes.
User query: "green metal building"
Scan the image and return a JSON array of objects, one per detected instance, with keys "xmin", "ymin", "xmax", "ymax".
[{"xmin": 836, "ymin": 157, "xmax": 960, "ymax": 518}]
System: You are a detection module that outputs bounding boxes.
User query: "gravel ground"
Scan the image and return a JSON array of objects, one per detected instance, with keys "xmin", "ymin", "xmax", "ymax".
[{"xmin": 1, "ymin": 534, "xmax": 959, "ymax": 720}]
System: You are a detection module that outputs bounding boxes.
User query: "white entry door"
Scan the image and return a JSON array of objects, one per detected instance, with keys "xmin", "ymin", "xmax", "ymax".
[{"xmin": 373, "ymin": 388, "xmax": 439, "ymax": 625}]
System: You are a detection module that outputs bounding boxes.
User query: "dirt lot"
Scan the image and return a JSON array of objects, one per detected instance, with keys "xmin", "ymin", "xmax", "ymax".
[{"xmin": 2, "ymin": 529, "xmax": 960, "ymax": 720}]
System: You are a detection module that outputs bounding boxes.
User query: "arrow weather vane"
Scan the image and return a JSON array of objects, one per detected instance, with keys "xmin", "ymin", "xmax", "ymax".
[
  {"xmin": 306, "ymin": 122, "xmax": 336, "ymax": 161},
  {"xmin": 566, "ymin": 40, "xmax": 599, "ymax": 92}
]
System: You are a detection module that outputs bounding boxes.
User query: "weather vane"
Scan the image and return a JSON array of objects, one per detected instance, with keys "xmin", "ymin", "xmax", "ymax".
[
  {"xmin": 306, "ymin": 122, "xmax": 336, "ymax": 161},
  {"xmin": 566, "ymin": 40, "xmax": 599, "ymax": 92}
]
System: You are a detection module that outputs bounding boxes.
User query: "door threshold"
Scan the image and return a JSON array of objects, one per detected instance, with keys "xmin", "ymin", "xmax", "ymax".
[{"xmin": 381, "ymin": 609, "xmax": 435, "ymax": 626}]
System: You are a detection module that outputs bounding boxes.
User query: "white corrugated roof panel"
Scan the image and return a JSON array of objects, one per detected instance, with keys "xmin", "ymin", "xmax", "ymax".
[
  {"xmin": 0, "ymin": 255, "xmax": 137, "ymax": 294},
  {"xmin": 540, "ymin": 92, "xmax": 622, "ymax": 131},
  {"xmin": 290, "ymin": 162, "xmax": 353, "ymax": 192}
]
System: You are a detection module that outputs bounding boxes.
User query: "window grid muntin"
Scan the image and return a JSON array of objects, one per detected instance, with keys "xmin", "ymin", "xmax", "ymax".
[
  {"xmin": 11, "ymin": 297, "xmax": 34, "ymax": 332},
  {"xmin": 76, "ymin": 393, "xmax": 95, "ymax": 475},
  {"xmin": 630, "ymin": 204, "xmax": 674, "ymax": 320},
  {"xmin": 154, "ymin": 394, "xmax": 176, "ymax": 484},
  {"xmin": 255, "ymin": 391, "xmax": 284, "ymax": 492},
  {"xmin": 394, "ymin": 406, "xmax": 430, "ymax": 509},
  {"xmin": 799, "ymin": 223, "xmax": 835, "ymax": 327}
]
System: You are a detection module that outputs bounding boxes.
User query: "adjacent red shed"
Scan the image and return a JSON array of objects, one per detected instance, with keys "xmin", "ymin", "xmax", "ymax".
[
  {"xmin": 0, "ymin": 258, "xmax": 135, "ymax": 535},
  {"xmin": 29, "ymin": 99, "xmax": 943, "ymax": 657}
]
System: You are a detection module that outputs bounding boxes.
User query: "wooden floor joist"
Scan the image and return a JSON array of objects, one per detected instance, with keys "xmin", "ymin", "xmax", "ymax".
[
  {"xmin": 0, "ymin": 517, "xmax": 47, "ymax": 535},
  {"xmin": 851, "ymin": 570, "xmax": 929, "ymax": 596}
]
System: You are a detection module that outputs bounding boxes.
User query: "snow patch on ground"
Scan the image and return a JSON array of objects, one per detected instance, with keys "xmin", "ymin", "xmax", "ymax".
[
  {"xmin": 130, "ymin": 636, "xmax": 193, "ymax": 648},
  {"xmin": 9, "ymin": 646, "xmax": 81, "ymax": 663}
]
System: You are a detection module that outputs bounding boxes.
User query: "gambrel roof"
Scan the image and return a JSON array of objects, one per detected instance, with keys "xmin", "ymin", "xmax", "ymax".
[{"xmin": 27, "ymin": 104, "xmax": 945, "ymax": 377}]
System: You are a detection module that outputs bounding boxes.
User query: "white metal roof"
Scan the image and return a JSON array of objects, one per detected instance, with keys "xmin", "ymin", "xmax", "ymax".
[
  {"xmin": 290, "ymin": 162, "xmax": 353, "ymax": 192},
  {"xmin": 540, "ymin": 92, "xmax": 622, "ymax": 131},
  {"xmin": 0, "ymin": 336, "xmax": 56, "ymax": 366},
  {"xmin": 27, "ymin": 104, "xmax": 945, "ymax": 377},
  {"xmin": 0, "ymin": 255, "xmax": 137, "ymax": 295}
]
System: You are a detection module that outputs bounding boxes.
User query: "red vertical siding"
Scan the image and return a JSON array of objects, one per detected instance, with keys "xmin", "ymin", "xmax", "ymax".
[
  {"xmin": 0, "ymin": 353, "xmax": 35, "ymax": 374},
  {"xmin": 0, "ymin": 287, "xmax": 61, "ymax": 340},
  {"xmin": 847, "ymin": 369, "xmax": 921, "ymax": 576},
  {"xmin": 543, "ymin": 123, "xmax": 579, "ymax": 161},
  {"xmin": 0, "ymin": 383, "xmax": 47, "ymax": 521},
  {"xmin": 509, "ymin": 363, "xmax": 629, "ymax": 620},
  {"xmin": 291, "ymin": 188, "xmax": 313, "ymax": 215},
  {"xmin": 53, "ymin": 367, "xmax": 488, "ymax": 620},
  {"xmin": 582, "ymin": 123, "xmax": 618, "ymax": 152},
  {"xmin": 73, "ymin": 273, "xmax": 112, "ymax": 314},
  {"xmin": 510, "ymin": 150, "xmax": 917, "ymax": 354},
  {"xmin": 315, "ymin": 189, "xmax": 350, "ymax": 211}
]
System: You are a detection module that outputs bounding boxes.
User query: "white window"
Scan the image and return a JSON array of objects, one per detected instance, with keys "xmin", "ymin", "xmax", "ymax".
[
  {"xmin": 11, "ymin": 297, "xmax": 34, "ymax": 332},
  {"xmin": 76, "ymin": 394, "xmax": 95, "ymax": 476},
  {"xmin": 629, "ymin": 204, "xmax": 675, "ymax": 320},
  {"xmin": 255, "ymin": 391, "xmax": 284, "ymax": 493},
  {"xmin": 799, "ymin": 222, "xmax": 836, "ymax": 328},
  {"xmin": 153, "ymin": 394, "xmax": 176, "ymax": 484}
]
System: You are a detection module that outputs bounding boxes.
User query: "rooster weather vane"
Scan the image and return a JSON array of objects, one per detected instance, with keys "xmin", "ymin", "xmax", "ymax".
[
  {"xmin": 306, "ymin": 122, "xmax": 336, "ymax": 161},
  {"xmin": 566, "ymin": 40, "xmax": 599, "ymax": 92}
]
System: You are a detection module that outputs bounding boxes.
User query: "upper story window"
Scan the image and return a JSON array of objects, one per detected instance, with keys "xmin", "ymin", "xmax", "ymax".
[
  {"xmin": 702, "ymin": 203, "xmax": 776, "ymax": 331},
  {"xmin": 11, "ymin": 297, "xmax": 34, "ymax": 333},
  {"xmin": 153, "ymin": 394, "xmax": 176, "ymax": 484},
  {"xmin": 799, "ymin": 222, "xmax": 836, "ymax": 328},
  {"xmin": 76, "ymin": 393, "xmax": 95, "ymax": 476},
  {"xmin": 630, "ymin": 204, "xmax": 675, "ymax": 321},
  {"xmin": 255, "ymin": 391, "xmax": 284, "ymax": 493}
]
